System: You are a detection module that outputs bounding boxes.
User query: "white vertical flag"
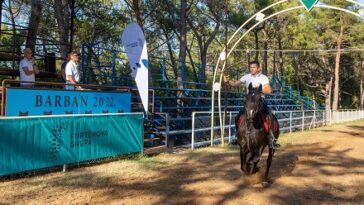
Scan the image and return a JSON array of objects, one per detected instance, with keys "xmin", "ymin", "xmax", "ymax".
[{"xmin": 121, "ymin": 22, "xmax": 149, "ymax": 113}]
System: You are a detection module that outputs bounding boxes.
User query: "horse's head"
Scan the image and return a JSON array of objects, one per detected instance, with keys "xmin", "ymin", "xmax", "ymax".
[{"xmin": 245, "ymin": 83, "xmax": 263, "ymax": 121}]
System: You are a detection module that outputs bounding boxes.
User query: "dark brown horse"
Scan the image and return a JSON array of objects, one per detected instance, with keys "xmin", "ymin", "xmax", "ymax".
[{"xmin": 236, "ymin": 83, "xmax": 279, "ymax": 183}]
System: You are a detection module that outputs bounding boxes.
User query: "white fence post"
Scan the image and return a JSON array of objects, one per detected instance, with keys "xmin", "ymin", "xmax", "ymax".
[
  {"xmin": 191, "ymin": 112, "xmax": 195, "ymax": 150},
  {"xmin": 290, "ymin": 111, "xmax": 293, "ymax": 133},
  {"xmin": 323, "ymin": 111, "xmax": 326, "ymax": 126},
  {"xmin": 228, "ymin": 112, "xmax": 232, "ymax": 143},
  {"xmin": 302, "ymin": 111, "xmax": 305, "ymax": 131}
]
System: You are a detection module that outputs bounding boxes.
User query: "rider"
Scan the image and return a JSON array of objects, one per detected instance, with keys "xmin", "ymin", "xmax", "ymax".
[{"xmin": 224, "ymin": 61, "xmax": 280, "ymax": 149}]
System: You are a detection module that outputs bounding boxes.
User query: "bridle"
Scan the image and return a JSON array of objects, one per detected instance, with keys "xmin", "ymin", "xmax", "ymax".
[{"xmin": 246, "ymin": 90, "xmax": 263, "ymax": 122}]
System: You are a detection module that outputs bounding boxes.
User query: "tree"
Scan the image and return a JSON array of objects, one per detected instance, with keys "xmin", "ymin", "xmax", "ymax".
[
  {"xmin": 186, "ymin": 0, "xmax": 222, "ymax": 83},
  {"xmin": 26, "ymin": 0, "xmax": 42, "ymax": 52},
  {"xmin": 332, "ymin": 14, "xmax": 345, "ymax": 111},
  {"xmin": 54, "ymin": 0, "xmax": 71, "ymax": 58}
]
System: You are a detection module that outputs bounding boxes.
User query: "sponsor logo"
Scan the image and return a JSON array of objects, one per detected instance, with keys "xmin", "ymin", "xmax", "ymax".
[
  {"xmin": 48, "ymin": 121, "xmax": 67, "ymax": 162},
  {"xmin": 70, "ymin": 130, "xmax": 108, "ymax": 148}
]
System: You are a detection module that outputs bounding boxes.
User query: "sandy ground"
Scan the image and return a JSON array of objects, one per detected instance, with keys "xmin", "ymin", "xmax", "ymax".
[{"xmin": 1, "ymin": 122, "xmax": 364, "ymax": 205}]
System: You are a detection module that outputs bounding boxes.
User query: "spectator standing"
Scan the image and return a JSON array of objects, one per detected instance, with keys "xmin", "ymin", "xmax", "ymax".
[
  {"xmin": 65, "ymin": 51, "xmax": 80, "ymax": 90},
  {"xmin": 19, "ymin": 48, "xmax": 40, "ymax": 87}
]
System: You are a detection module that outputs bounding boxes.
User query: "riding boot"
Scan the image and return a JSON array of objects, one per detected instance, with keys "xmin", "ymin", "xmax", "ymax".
[
  {"xmin": 263, "ymin": 100, "xmax": 280, "ymax": 149},
  {"xmin": 269, "ymin": 130, "xmax": 280, "ymax": 149}
]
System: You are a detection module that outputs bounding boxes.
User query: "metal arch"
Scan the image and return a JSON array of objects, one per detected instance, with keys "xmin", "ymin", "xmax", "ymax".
[
  {"xmin": 210, "ymin": 0, "xmax": 291, "ymax": 145},
  {"xmin": 211, "ymin": 2, "xmax": 364, "ymax": 141},
  {"xmin": 217, "ymin": 6, "xmax": 304, "ymax": 136}
]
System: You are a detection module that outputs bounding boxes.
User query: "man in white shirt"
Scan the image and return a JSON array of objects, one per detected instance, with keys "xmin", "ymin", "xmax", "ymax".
[
  {"xmin": 65, "ymin": 51, "xmax": 80, "ymax": 90},
  {"xmin": 19, "ymin": 48, "xmax": 40, "ymax": 87},
  {"xmin": 224, "ymin": 61, "xmax": 280, "ymax": 149}
]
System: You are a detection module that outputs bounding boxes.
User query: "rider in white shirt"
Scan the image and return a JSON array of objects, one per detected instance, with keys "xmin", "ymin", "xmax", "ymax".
[{"xmin": 224, "ymin": 61, "xmax": 280, "ymax": 149}]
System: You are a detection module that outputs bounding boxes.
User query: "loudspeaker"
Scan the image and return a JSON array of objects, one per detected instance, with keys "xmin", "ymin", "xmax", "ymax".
[{"xmin": 44, "ymin": 53, "xmax": 56, "ymax": 72}]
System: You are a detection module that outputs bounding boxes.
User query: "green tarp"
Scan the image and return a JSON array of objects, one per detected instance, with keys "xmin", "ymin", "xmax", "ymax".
[{"xmin": 0, "ymin": 114, "xmax": 144, "ymax": 176}]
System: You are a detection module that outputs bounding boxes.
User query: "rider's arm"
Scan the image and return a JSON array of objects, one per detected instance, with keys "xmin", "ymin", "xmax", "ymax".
[
  {"xmin": 262, "ymin": 84, "xmax": 272, "ymax": 94},
  {"xmin": 261, "ymin": 74, "xmax": 272, "ymax": 94},
  {"xmin": 227, "ymin": 79, "xmax": 242, "ymax": 87},
  {"xmin": 224, "ymin": 75, "xmax": 243, "ymax": 87}
]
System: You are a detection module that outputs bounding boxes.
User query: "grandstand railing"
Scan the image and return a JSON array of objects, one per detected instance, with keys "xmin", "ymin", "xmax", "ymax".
[{"xmin": 280, "ymin": 81, "xmax": 323, "ymax": 110}]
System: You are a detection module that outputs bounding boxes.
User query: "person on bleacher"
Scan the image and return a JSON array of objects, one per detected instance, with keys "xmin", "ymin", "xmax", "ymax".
[
  {"xmin": 19, "ymin": 48, "xmax": 40, "ymax": 87},
  {"xmin": 65, "ymin": 51, "xmax": 80, "ymax": 90},
  {"xmin": 223, "ymin": 61, "xmax": 280, "ymax": 149}
]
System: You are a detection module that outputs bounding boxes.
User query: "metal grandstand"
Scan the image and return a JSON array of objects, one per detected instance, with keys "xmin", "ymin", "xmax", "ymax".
[{"xmin": 79, "ymin": 43, "xmax": 323, "ymax": 149}]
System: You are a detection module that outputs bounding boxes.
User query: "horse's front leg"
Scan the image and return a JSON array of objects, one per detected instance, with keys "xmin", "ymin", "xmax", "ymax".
[
  {"xmin": 264, "ymin": 147, "xmax": 275, "ymax": 180},
  {"xmin": 239, "ymin": 147, "xmax": 248, "ymax": 174}
]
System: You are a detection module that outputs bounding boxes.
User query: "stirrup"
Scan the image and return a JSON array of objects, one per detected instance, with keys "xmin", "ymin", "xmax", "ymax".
[{"xmin": 270, "ymin": 140, "xmax": 281, "ymax": 149}]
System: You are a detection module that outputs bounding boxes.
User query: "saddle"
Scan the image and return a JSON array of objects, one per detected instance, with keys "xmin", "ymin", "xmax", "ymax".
[{"xmin": 236, "ymin": 112, "xmax": 279, "ymax": 134}]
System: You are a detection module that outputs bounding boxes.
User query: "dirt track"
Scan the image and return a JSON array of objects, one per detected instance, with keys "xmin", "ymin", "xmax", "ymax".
[{"xmin": 1, "ymin": 122, "xmax": 364, "ymax": 205}]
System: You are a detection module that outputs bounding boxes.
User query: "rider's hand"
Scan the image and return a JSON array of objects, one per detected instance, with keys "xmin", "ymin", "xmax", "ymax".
[{"xmin": 224, "ymin": 75, "xmax": 230, "ymax": 83}]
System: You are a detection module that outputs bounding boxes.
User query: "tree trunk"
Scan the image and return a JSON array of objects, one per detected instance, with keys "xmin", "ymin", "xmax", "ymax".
[
  {"xmin": 132, "ymin": 0, "xmax": 143, "ymax": 27},
  {"xmin": 0, "ymin": 0, "xmax": 3, "ymax": 38},
  {"xmin": 26, "ymin": 0, "xmax": 42, "ymax": 52},
  {"xmin": 69, "ymin": 0, "xmax": 75, "ymax": 52},
  {"xmin": 254, "ymin": 29, "xmax": 259, "ymax": 61},
  {"xmin": 360, "ymin": 60, "xmax": 364, "ymax": 110},
  {"xmin": 54, "ymin": 0, "xmax": 71, "ymax": 59},
  {"xmin": 200, "ymin": 50, "xmax": 207, "ymax": 84},
  {"xmin": 161, "ymin": 25, "xmax": 177, "ymax": 79},
  {"xmin": 177, "ymin": 0, "xmax": 187, "ymax": 90},
  {"xmin": 176, "ymin": 0, "xmax": 187, "ymax": 121},
  {"xmin": 8, "ymin": 0, "xmax": 17, "ymax": 73},
  {"xmin": 325, "ymin": 77, "xmax": 333, "ymax": 112},
  {"xmin": 247, "ymin": 51, "xmax": 251, "ymax": 67},
  {"xmin": 278, "ymin": 35, "xmax": 284, "ymax": 83},
  {"xmin": 320, "ymin": 54, "xmax": 332, "ymax": 113},
  {"xmin": 262, "ymin": 22, "xmax": 268, "ymax": 75},
  {"xmin": 332, "ymin": 16, "xmax": 344, "ymax": 111},
  {"xmin": 186, "ymin": 45, "xmax": 198, "ymax": 83},
  {"xmin": 293, "ymin": 54, "xmax": 301, "ymax": 95},
  {"xmin": 273, "ymin": 51, "xmax": 276, "ymax": 88}
]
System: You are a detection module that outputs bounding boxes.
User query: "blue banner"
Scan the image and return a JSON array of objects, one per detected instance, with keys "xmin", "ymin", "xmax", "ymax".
[
  {"xmin": 5, "ymin": 88, "xmax": 131, "ymax": 116},
  {"xmin": 0, "ymin": 113, "xmax": 144, "ymax": 176}
]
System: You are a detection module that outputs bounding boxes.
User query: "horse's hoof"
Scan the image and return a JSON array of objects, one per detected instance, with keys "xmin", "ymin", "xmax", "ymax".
[{"xmin": 261, "ymin": 181, "xmax": 271, "ymax": 188}]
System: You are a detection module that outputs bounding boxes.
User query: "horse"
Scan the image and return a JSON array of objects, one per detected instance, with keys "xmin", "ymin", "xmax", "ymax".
[{"xmin": 235, "ymin": 83, "xmax": 280, "ymax": 184}]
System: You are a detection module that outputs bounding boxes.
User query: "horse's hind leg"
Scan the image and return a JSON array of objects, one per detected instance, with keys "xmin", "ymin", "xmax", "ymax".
[
  {"xmin": 240, "ymin": 148, "xmax": 248, "ymax": 173},
  {"xmin": 264, "ymin": 147, "xmax": 275, "ymax": 181}
]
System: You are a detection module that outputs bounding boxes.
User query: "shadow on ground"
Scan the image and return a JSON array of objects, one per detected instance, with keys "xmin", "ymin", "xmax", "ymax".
[{"xmin": 1, "ymin": 124, "xmax": 364, "ymax": 205}]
